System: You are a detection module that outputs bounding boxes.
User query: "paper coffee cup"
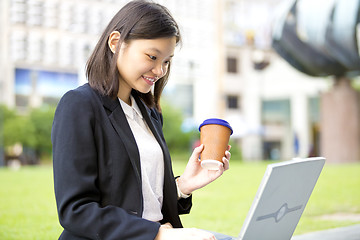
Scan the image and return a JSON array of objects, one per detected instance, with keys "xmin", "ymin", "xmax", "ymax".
[{"xmin": 199, "ymin": 118, "xmax": 233, "ymax": 170}]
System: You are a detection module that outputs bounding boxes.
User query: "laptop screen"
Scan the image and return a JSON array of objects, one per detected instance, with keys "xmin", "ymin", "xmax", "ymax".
[{"xmin": 238, "ymin": 157, "xmax": 325, "ymax": 240}]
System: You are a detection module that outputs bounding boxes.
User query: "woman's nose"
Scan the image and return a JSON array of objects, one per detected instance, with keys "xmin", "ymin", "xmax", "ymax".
[{"xmin": 153, "ymin": 64, "xmax": 165, "ymax": 78}]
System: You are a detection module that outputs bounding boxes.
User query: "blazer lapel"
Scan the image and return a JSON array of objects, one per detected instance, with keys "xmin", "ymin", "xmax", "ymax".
[
  {"xmin": 99, "ymin": 94, "xmax": 142, "ymax": 182},
  {"xmin": 133, "ymin": 94, "xmax": 181, "ymax": 225},
  {"xmin": 133, "ymin": 94, "xmax": 171, "ymax": 164},
  {"xmin": 132, "ymin": 93, "xmax": 177, "ymax": 207},
  {"xmin": 98, "ymin": 91, "xmax": 173, "ymax": 191}
]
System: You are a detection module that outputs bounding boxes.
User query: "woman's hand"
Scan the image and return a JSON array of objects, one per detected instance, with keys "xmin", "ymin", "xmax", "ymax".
[
  {"xmin": 155, "ymin": 223, "xmax": 216, "ymax": 240},
  {"xmin": 177, "ymin": 144, "xmax": 231, "ymax": 195}
]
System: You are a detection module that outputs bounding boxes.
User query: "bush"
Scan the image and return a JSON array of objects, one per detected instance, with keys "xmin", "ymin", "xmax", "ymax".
[
  {"xmin": 29, "ymin": 107, "xmax": 56, "ymax": 160},
  {"xmin": 161, "ymin": 102, "xmax": 198, "ymax": 155},
  {"xmin": 228, "ymin": 139, "xmax": 242, "ymax": 161},
  {"xmin": 1, "ymin": 106, "xmax": 37, "ymax": 149},
  {"xmin": 0, "ymin": 105, "xmax": 55, "ymax": 163}
]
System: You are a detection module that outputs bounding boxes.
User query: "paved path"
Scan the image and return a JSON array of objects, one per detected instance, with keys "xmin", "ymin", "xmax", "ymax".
[
  {"xmin": 211, "ymin": 224, "xmax": 360, "ymax": 240},
  {"xmin": 291, "ymin": 224, "xmax": 360, "ymax": 240}
]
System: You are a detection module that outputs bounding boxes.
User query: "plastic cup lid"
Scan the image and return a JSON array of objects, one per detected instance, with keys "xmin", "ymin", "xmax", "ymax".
[
  {"xmin": 199, "ymin": 118, "xmax": 233, "ymax": 135},
  {"xmin": 201, "ymin": 160, "xmax": 223, "ymax": 170}
]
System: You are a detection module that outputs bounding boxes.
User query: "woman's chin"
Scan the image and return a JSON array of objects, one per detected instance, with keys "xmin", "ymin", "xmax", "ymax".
[{"xmin": 135, "ymin": 87, "xmax": 153, "ymax": 94}]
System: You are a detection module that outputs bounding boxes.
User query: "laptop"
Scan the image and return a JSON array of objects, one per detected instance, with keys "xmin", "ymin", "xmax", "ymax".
[{"xmin": 209, "ymin": 157, "xmax": 326, "ymax": 240}]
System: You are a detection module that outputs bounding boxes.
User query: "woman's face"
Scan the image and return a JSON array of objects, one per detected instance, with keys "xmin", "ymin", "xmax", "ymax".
[{"xmin": 116, "ymin": 37, "xmax": 176, "ymax": 99}]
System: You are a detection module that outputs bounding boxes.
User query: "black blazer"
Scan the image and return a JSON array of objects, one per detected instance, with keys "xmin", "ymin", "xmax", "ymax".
[{"xmin": 52, "ymin": 84, "xmax": 192, "ymax": 240}]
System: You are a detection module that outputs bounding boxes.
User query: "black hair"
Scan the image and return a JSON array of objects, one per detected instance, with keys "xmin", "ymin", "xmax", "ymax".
[{"xmin": 86, "ymin": 0, "xmax": 181, "ymax": 111}]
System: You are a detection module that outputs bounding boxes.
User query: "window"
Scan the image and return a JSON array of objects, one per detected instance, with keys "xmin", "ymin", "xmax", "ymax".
[
  {"xmin": 43, "ymin": 1, "xmax": 58, "ymax": 28},
  {"xmin": 27, "ymin": 0, "xmax": 43, "ymax": 26},
  {"xmin": 227, "ymin": 95, "xmax": 239, "ymax": 109},
  {"xmin": 58, "ymin": 37, "xmax": 73, "ymax": 66},
  {"xmin": 27, "ymin": 32, "xmax": 43, "ymax": 62},
  {"xmin": 43, "ymin": 35, "xmax": 58, "ymax": 64},
  {"xmin": 262, "ymin": 99, "xmax": 291, "ymax": 124},
  {"xmin": 227, "ymin": 57, "xmax": 238, "ymax": 73},
  {"xmin": 10, "ymin": 0, "xmax": 26, "ymax": 24},
  {"xmin": 59, "ymin": 2, "xmax": 72, "ymax": 31},
  {"xmin": 10, "ymin": 31, "xmax": 27, "ymax": 61}
]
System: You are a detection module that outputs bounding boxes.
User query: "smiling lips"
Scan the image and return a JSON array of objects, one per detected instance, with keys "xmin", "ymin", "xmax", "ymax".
[{"xmin": 142, "ymin": 75, "xmax": 159, "ymax": 85}]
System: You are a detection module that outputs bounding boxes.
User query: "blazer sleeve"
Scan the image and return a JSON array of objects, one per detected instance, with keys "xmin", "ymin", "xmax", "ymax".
[{"xmin": 52, "ymin": 90, "xmax": 160, "ymax": 240}]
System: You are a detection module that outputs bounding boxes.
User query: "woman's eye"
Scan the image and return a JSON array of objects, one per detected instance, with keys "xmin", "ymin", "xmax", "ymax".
[{"xmin": 148, "ymin": 55, "xmax": 157, "ymax": 60}]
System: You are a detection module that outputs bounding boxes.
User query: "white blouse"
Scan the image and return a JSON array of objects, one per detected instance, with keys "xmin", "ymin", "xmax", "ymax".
[{"xmin": 119, "ymin": 96, "xmax": 164, "ymax": 222}]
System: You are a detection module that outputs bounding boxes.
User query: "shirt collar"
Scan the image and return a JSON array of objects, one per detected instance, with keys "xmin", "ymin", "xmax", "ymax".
[{"xmin": 119, "ymin": 95, "xmax": 143, "ymax": 120}]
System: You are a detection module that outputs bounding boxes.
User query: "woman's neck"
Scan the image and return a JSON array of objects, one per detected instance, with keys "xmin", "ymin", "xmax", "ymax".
[{"xmin": 117, "ymin": 84, "xmax": 132, "ymax": 106}]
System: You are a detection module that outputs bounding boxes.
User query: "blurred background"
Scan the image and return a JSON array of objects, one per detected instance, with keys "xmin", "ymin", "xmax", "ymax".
[
  {"xmin": 1, "ymin": 0, "xmax": 360, "ymax": 165},
  {"xmin": 0, "ymin": 0, "xmax": 360, "ymax": 239}
]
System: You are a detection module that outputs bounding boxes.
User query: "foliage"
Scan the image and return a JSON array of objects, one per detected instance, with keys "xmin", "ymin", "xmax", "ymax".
[
  {"xmin": 161, "ymin": 102, "xmax": 198, "ymax": 154},
  {"xmin": 0, "ymin": 105, "xmax": 15, "ymax": 144},
  {"xmin": 0, "ymin": 105, "xmax": 55, "ymax": 162},
  {"xmin": 228, "ymin": 139, "xmax": 242, "ymax": 161},
  {"xmin": 1, "ymin": 105, "xmax": 36, "ymax": 148},
  {"xmin": 29, "ymin": 107, "xmax": 56, "ymax": 159},
  {"xmin": 0, "ymin": 105, "xmax": 16, "ymax": 121},
  {"xmin": 4, "ymin": 114, "xmax": 37, "ymax": 149}
]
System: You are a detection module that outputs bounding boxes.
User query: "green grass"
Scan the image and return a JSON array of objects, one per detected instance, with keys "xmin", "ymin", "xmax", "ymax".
[
  {"xmin": 0, "ymin": 161, "xmax": 359, "ymax": 239},
  {"xmin": 0, "ymin": 166, "xmax": 61, "ymax": 239},
  {"xmin": 172, "ymin": 160, "xmax": 360, "ymax": 236}
]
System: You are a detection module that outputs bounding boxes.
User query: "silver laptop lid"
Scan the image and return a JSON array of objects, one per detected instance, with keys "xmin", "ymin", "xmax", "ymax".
[{"xmin": 238, "ymin": 157, "xmax": 325, "ymax": 240}]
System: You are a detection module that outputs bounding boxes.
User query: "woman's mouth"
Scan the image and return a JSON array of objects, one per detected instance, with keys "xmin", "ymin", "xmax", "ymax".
[{"xmin": 142, "ymin": 75, "xmax": 158, "ymax": 85}]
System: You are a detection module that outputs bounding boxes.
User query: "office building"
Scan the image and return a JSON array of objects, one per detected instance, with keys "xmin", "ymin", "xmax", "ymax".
[{"xmin": 0, "ymin": 0, "xmax": 331, "ymax": 161}]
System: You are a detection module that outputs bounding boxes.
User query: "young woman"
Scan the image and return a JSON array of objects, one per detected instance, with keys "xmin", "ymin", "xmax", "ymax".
[{"xmin": 52, "ymin": 1, "xmax": 231, "ymax": 239}]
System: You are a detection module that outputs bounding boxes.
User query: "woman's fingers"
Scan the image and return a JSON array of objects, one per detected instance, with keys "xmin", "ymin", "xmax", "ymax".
[
  {"xmin": 222, "ymin": 157, "xmax": 230, "ymax": 171},
  {"xmin": 190, "ymin": 144, "xmax": 204, "ymax": 162}
]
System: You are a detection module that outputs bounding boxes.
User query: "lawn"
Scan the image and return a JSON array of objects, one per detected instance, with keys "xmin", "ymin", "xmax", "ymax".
[
  {"xmin": 0, "ymin": 166, "xmax": 61, "ymax": 239},
  {"xmin": 0, "ymin": 160, "xmax": 359, "ymax": 239},
  {"xmin": 173, "ymin": 160, "xmax": 360, "ymax": 237}
]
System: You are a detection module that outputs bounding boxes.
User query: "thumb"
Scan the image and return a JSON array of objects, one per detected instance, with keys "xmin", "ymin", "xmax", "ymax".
[
  {"xmin": 162, "ymin": 222, "xmax": 173, "ymax": 229},
  {"xmin": 190, "ymin": 144, "xmax": 204, "ymax": 162}
]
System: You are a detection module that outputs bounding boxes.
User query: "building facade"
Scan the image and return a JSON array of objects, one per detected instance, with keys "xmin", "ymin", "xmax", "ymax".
[
  {"xmin": 0, "ymin": 0, "xmax": 126, "ymax": 109},
  {"xmin": 219, "ymin": 0, "xmax": 331, "ymax": 160},
  {"xmin": 0, "ymin": 0, "xmax": 332, "ymax": 161}
]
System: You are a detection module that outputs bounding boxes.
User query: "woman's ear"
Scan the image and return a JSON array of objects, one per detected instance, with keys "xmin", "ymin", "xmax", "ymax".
[{"xmin": 108, "ymin": 31, "xmax": 121, "ymax": 53}]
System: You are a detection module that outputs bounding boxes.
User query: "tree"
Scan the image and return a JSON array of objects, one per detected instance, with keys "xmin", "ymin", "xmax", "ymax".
[
  {"xmin": 29, "ymin": 106, "xmax": 56, "ymax": 160},
  {"xmin": 0, "ymin": 105, "xmax": 55, "ymax": 164},
  {"xmin": 161, "ymin": 102, "xmax": 198, "ymax": 154}
]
